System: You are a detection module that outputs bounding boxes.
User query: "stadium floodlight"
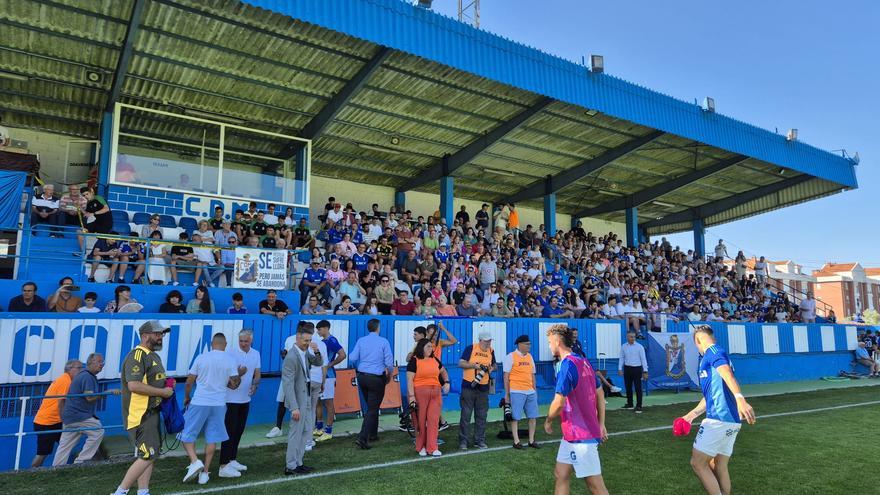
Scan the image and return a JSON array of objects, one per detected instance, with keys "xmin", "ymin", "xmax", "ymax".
[
  {"xmin": 701, "ymin": 97, "xmax": 716, "ymax": 113},
  {"xmin": 786, "ymin": 128, "xmax": 798, "ymax": 141},
  {"xmin": 590, "ymin": 55, "xmax": 604, "ymax": 74},
  {"xmin": 653, "ymin": 200, "xmax": 675, "ymax": 208},
  {"xmin": 417, "ymin": 0, "xmax": 433, "ymax": 8},
  {"xmin": 584, "ymin": 109, "xmax": 599, "ymax": 116},
  {"xmin": 482, "ymin": 167, "xmax": 516, "ymax": 177},
  {"xmin": 0, "ymin": 71, "xmax": 29, "ymax": 81},
  {"xmin": 358, "ymin": 142, "xmax": 401, "ymax": 155}
]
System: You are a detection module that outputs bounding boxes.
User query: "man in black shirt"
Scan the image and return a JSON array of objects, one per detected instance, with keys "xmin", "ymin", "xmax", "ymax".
[
  {"xmin": 293, "ymin": 218, "xmax": 313, "ymax": 249},
  {"xmin": 251, "ymin": 212, "xmax": 268, "ymax": 237},
  {"xmin": 259, "ymin": 290, "xmax": 291, "ymax": 319},
  {"xmin": 455, "ymin": 205, "xmax": 470, "ymax": 227},
  {"xmin": 88, "ymin": 234, "xmax": 121, "ymax": 282},
  {"xmin": 475, "ymin": 204, "xmax": 490, "ymax": 230},
  {"xmin": 209, "ymin": 207, "xmax": 225, "ymax": 231},
  {"xmin": 231, "ymin": 210, "xmax": 248, "ymax": 240},
  {"xmin": 8, "ymin": 281, "xmax": 48, "ymax": 312},
  {"xmin": 170, "ymin": 232, "xmax": 196, "ymax": 286},
  {"xmin": 262, "ymin": 226, "xmax": 278, "ymax": 249}
]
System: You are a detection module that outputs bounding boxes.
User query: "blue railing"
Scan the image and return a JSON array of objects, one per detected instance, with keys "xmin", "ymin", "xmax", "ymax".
[{"xmin": 0, "ymin": 391, "xmax": 122, "ymax": 471}]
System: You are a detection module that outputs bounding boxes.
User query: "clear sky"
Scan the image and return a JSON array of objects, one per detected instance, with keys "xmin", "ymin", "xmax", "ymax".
[{"xmin": 428, "ymin": 0, "xmax": 877, "ymax": 272}]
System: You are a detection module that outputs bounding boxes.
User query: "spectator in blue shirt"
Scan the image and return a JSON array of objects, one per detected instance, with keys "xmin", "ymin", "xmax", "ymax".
[
  {"xmin": 352, "ymin": 244, "xmax": 372, "ymax": 272},
  {"xmin": 53, "ymin": 353, "xmax": 119, "ymax": 466},
  {"xmin": 211, "ymin": 235, "xmax": 238, "ymax": 287},
  {"xmin": 542, "ymin": 297, "xmax": 574, "ymax": 319},
  {"xmin": 349, "ymin": 319, "xmax": 393, "ymax": 449},
  {"xmin": 299, "ymin": 259, "xmax": 330, "ymax": 307},
  {"xmin": 855, "ymin": 342, "xmax": 879, "ymax": 376},
  {"xmin": 227, "ymin": 292, "xmax": 248, "ymax": 314}
]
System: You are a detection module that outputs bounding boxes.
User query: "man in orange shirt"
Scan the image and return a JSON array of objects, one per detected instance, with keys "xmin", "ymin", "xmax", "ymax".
[
  {"xmin": 503, "ymin": 335, "xmax": 538, "ymax": 449},
  {"xmin": 507, "ymin": 203, "xmax": 520, "ymax": 244},
  {"xmin": 31, "ymin": 359, "xmax": 82, "ymax": 467}
]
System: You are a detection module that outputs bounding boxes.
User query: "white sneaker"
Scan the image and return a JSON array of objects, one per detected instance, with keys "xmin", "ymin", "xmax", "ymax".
[
  {"xmin": 418, "ymin": 448, "xmax": 427, "ymax": 457},
  {"xmin": 266, "ymin": 426, "xmax": 283, "ymax": 438},
  {"xmin": 431, "ymin": 450, "xmax": 442, "ymax": 457},
  {"xmin": 183, "ymin": 460, "xmax": 204, "ymax": 482},
  {"xmin": 305, "ymin": 442, "xmax": 314, "ymax": 451},
  {"xmin": 228, "ymin": 460, "xmax": 248, "ymax": 471},
  {"xmin": 219, "ymin": 465, "xmax": 242, "ymax": 478},
  {"xmin": 192, "ymin": 282, "xmax": 199, "ymax": 286},
  {"xmin": 171, "ymin": 281, "xmax": 180, "ymax": 286},
  {"xmin": 198, "ymin": 471, "xmax": 209, "ymax": 485},
  {"xmin": 611, "ymin": 386, "xmax": 622, "ymax": 393}
]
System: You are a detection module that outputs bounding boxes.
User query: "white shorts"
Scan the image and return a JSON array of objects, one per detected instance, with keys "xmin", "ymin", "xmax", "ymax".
[
  {"xmin": 321, "ymin": 378, "xmax": 336, "ymax": 399},
  {"xmin": 556, "ymin": 440, "xmax": 601, "ymax": 478},
  {"xmin": 693, "ymin": 418, "xmax": 741, "ymax": 457},
  {"xmin": 275, "ymin": 382, "xmax": 285, "ymax": 403}
]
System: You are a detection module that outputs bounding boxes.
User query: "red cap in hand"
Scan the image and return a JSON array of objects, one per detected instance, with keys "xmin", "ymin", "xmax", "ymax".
[{"xmin": 672, "ymin": 417, "xmax": 692, "ymax": 436}]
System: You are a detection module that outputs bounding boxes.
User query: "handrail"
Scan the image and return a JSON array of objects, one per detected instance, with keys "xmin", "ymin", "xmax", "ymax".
[
  {"xmin": 767, "ymin": 274, "xmax": 833, "ymax": 316},
  {"xmin": 9, "ymin": 227, "xmax": 307, "ymax": 288}
]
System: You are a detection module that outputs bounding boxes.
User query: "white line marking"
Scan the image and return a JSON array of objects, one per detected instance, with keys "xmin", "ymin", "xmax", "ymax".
[{"xmin": 166, "ymin": 400, "xmax": 880, "ymax": 495}]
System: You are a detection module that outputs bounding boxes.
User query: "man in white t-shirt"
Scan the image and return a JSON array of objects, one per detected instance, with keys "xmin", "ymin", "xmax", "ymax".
[
  {"xmin": 181, "ymin": 333, "xmax": 244, "ymax": 485},
  {"xmin": 219, "ymin": 330, "xmax": 261, "ymax": 477},
  {"xmin": 263, "ymin": 204, "xmax": 279, "ymax": 226},
  {"xmin": 0, "ymin": 119, "xmax": 10, "ymax": 147},
  {"xmin": 799, "ymin": 292, "xmax": 817, "ymax": 323}
]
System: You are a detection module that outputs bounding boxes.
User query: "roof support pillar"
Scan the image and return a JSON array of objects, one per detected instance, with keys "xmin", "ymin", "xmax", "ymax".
[
  {"xmin": 98, "ymin": 111, "xmax": 113, "ymax": 196},
  {"xmin": 395, "ymin": 191, "xmax": 406, "ymax": 210},
  {"xmin": 440, "ymin": 175, "xmax": 454, "ymax": 227},
  {"xmin": 638, "ymin": 226, "xmax": 649, "ymax": 245},
  {"xmin": 625, "ymin": 207, "xmax": 638, "ymax": 248},
  {"xmin": 693, "ymin": 218, "xmax": 706, "ymax": 258},
  {"xmin": 543, "ymin": 176, "xmax": 556, "ymax": 235}
]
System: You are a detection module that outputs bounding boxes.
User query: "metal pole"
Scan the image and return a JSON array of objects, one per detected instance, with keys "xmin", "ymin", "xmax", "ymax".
[{"xmin": 14, "ymin": 396, "xmax": 28, "ymax": 471}]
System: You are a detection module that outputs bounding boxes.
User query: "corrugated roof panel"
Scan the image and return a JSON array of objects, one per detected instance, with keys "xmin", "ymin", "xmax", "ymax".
[{"xmin": 240, "ymin": 0, "xmax": 857, "ymax": 188}]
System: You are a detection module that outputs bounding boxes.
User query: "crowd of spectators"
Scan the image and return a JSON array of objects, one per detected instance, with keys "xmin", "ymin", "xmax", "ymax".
[
  {"xmin": 25, "ymin": 186, "xmax": 820, "ymax": 326},
  {"xmin": 296, "ymin": 197, "xmax": 816, "ymax": 328}
]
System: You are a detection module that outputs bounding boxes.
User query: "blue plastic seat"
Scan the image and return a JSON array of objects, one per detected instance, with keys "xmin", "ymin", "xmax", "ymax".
[
  {"xmin": 132, "ymin": 212, "xmax": 152, "ymax": 225},
  {"xmin": 158, "ymin": 214, "xmax": 177, "ymax": 228},
  {"xmin": 111, "ymin": 210, "xmax": 130, "ymax": 224},
  {"xmin": 178, "ymin": 217, "xmax": 198, "ymax": 235}
]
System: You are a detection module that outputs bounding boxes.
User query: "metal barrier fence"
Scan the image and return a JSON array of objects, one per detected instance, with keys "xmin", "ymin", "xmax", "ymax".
[
  {"xmin": 0, "ymin": 390, "xmax": 122, "ymax": 471},
  {"xmin": 6, "ymin": 225, "xmax": 308, "ymax": 289}
]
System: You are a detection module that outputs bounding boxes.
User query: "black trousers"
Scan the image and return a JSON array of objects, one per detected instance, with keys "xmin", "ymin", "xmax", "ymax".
[
  {"xmin": 623, "ymin": 365, "xmax": 644, "ymax": 407},
  {"xmin": 357, "ymin": 372, "xmax": 386, "ymax": 444},
  {"xmin": 220, "ymin": 402, "xmax": 250, "ymax": 465},
  {"xmin": 275, "ymin": 401, "xmax": 287, "ymax": 428}
]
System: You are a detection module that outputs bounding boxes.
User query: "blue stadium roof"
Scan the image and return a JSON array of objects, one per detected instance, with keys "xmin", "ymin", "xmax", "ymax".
[{"xmin": 243, "ymin": 0, "xmax": 857, "ymax": 189}]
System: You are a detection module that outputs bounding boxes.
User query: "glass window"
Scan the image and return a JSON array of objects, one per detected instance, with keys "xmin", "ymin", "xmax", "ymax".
[{"xmin": 111, "ymin": 104, "xmax": 308, "ymax": 207}]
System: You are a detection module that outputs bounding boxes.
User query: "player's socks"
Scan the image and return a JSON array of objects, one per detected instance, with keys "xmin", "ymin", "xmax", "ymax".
[
  {"xmin": 325, "ymin": 425, "xmax": 333, "ymax": 434},
  {"xmin": 315, "ymin": 421, "xmax": 324, "ymax": 430},
  {"xmin": 112, "ymin": 488, "xmax": 128, "ymax": 495},
  {"xmin": 137, "ymin": 490, "xmax": 150, "ymax": 495}
]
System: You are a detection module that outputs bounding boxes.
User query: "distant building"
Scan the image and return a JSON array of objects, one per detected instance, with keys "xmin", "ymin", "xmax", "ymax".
[{"xmin": 812, "ymin": 263, "xmax": 880, "ymax": 318}]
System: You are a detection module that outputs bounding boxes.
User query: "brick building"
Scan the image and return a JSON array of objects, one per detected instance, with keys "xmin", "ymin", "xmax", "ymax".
[{"xmin": 812, "ymin": 263, "xmax": 880, "ymax": 319}]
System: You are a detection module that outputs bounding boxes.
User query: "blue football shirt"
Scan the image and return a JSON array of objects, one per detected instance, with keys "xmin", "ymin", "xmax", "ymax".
[{"xmin": 698, "ymin": 345, "xmax": 740, "ymax": 423}]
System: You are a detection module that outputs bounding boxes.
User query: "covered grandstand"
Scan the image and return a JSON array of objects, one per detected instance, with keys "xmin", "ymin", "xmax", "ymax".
[
  {"xmin": 0, "ymin": 0, "xmax": 858, "ymax": 247},
  {"xmin": 0, "ymin": 0, "xmax": 871, "ymax": 480}
]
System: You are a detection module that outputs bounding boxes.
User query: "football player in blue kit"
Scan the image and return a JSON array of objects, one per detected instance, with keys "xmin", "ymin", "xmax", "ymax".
[{"xmin": 680, "ymin": 325, "xmax": 756, "ymax": 495}]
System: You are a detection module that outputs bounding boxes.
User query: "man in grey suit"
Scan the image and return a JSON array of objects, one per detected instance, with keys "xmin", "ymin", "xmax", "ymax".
[{"xmin": 283, "ymin": 321, "xmax": 323, "ymax": 475}]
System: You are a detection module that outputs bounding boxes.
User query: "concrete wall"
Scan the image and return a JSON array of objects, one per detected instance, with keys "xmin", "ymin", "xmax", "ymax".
[{"xmin": 4, "ymin": 127, "xmax": 96, "ymax": 186}]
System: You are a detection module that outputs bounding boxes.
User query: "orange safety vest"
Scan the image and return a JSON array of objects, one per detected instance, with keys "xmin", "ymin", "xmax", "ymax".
[
  {"xmin": 507, "ymin": 351, "xmax": 535, "ymax": 392},
  {"xmin": 463, "ymin": 345, "xmax": 494, "ymax": 385}
]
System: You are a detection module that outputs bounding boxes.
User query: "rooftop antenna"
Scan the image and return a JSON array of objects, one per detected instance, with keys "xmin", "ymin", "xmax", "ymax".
[{"xmin": 458, "ymin": 0, "xmax": 480, "ymax": 28}]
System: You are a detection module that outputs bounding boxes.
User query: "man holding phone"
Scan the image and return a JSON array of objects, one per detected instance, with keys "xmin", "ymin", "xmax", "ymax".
[{"xmin": 47, "ymin": 277, "xmax": 82, "ymax": 313}]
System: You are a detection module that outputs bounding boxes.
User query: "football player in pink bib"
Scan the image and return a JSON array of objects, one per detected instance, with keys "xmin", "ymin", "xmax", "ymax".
[{"xmin": 544, "ymin": 324, "xmax": 609, "ymax": 495}]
